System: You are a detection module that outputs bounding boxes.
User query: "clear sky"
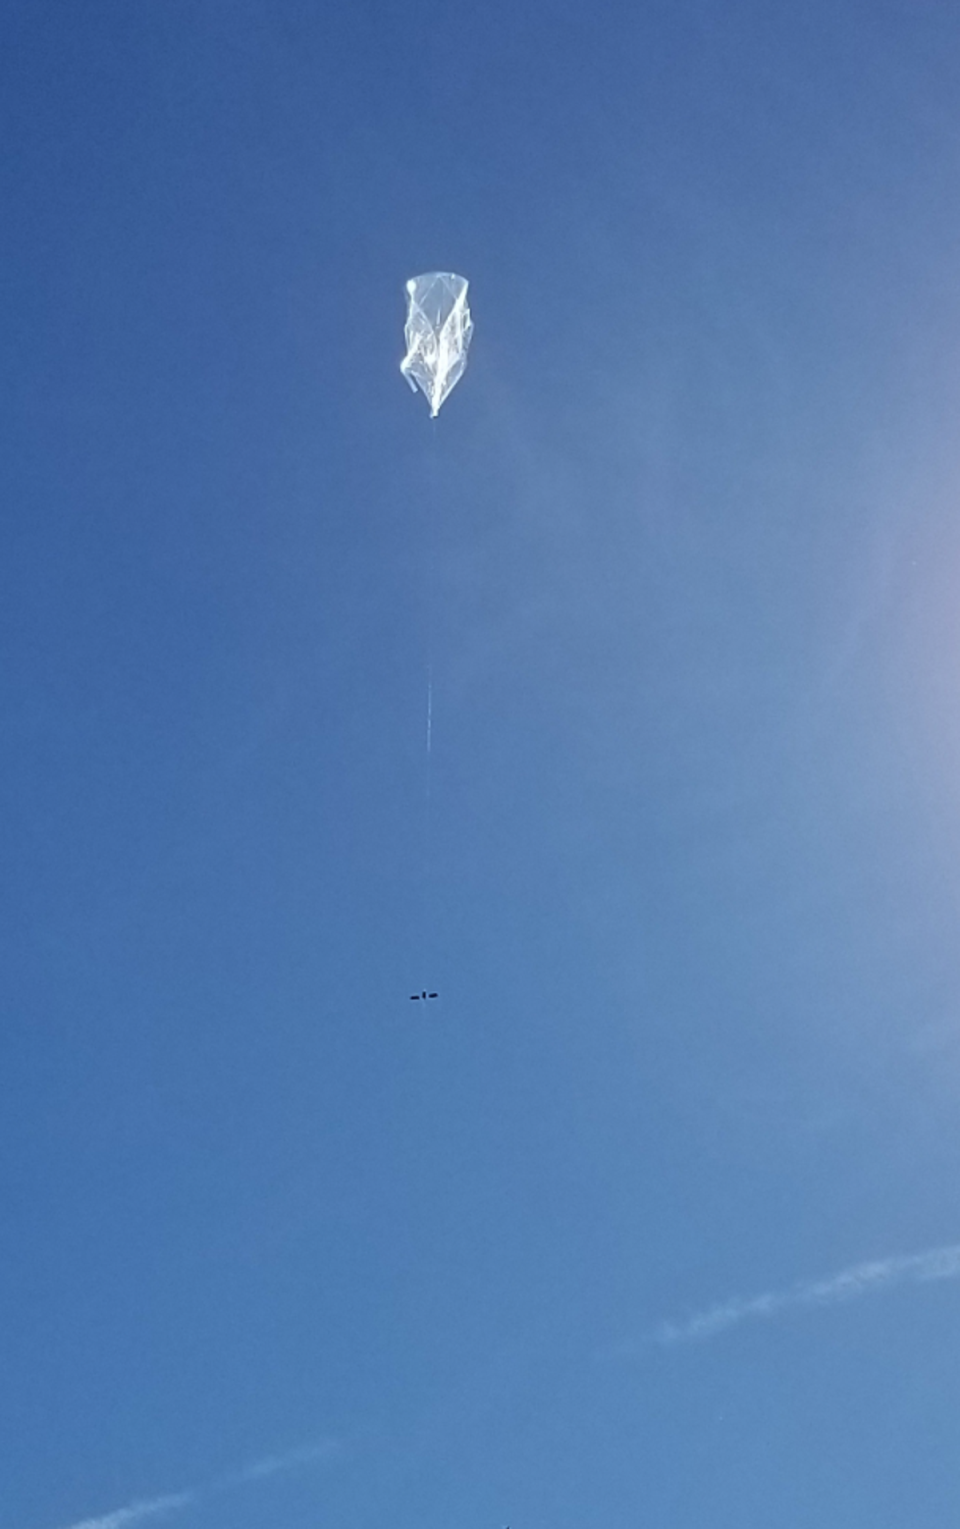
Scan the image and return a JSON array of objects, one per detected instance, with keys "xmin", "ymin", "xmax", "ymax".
[{"xmin": 4, "ymin": 2, "xmax": 960, "ymax": 1526}]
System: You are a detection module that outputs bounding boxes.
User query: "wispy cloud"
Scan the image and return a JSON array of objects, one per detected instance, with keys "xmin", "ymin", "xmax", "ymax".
[
  {"xmin": 55, "ymin": 1440, "xmax": 340, "ymax": 1529},
  {"xmin": 646, "ymin": 1242, "xmax": 960, "ymax": 1347}
]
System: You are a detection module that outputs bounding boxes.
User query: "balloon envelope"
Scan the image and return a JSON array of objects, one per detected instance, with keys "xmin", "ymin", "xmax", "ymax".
[{"xmin": 400, "ymin": 272, "xmax": 473, "ymax": 416}]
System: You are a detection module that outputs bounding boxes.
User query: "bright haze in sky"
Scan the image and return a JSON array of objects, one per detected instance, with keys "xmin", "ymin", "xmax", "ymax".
[{"xmin": 4, "ymin": 4, "xmax": 960, "ymax": 1529}]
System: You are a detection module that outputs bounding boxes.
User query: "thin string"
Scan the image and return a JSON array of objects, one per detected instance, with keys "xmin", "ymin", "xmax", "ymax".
[{"xmin": 418, "ymin": 423, "xmax": 439, "ymax": 990}]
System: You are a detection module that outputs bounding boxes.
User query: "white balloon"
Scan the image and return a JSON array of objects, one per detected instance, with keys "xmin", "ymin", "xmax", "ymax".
[{"xmin": 400, "ymin": 272, "xmax": 473, "ymax": 416}]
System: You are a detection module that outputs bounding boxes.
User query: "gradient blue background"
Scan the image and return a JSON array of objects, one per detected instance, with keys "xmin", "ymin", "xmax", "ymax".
[{"xmin": 4, "ymin": 3, "xmax": 960, "ymax": 1526}]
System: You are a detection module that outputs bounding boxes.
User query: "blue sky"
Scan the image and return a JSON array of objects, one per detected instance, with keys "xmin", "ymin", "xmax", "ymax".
[{"xmin": 4, "ymin": 2, "xmax": 960, "ymax": 1525}]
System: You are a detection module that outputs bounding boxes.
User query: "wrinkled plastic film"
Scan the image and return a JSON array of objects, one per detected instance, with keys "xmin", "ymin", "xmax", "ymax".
[{"xmin": 400, "ymin": 272, "xmax": 473, "ymax": 416}]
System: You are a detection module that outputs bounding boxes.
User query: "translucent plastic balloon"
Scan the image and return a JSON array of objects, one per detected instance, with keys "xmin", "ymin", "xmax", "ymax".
[{"xmin": 400, "ymin": 272, "xmax": 473, "ymax": 417}]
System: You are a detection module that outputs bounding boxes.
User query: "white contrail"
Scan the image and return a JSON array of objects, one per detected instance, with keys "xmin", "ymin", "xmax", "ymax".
[
  {"xmin": 651, "ymin": 1242, "xmax": 960, "ymax": 1346},
  {"xmin": 63, "ymin": 1494, "xmax": 194, "ymax": 1529},
  {"xmin": 54, "ymin": 1440, "xmax": 339, "ymax": 1529},
  {"xmin": 219, "ymin": 1438, "xmax": 340, "ymax": 1487}
]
